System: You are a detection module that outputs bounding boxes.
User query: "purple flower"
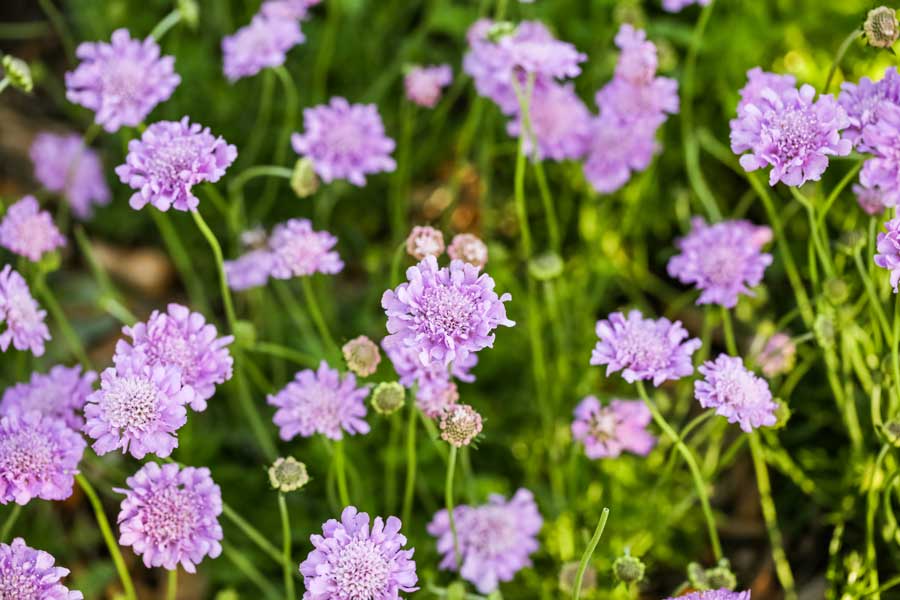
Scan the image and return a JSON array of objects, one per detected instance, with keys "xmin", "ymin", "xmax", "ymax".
[
  {"xmin": 855, "ymin": 183, "xmax": 887, "ymax": 215},
  {"xmin": 268, "ymin": 361, "xmax": 370, "ymax": 441},
  {"xmin": 695, "ymin": 354, "xmax": 777, "ymax": 432},
  {"xmin": 268, "ymin": 218, "xmax": 344, "ymax": 279},
  {"xmin": 751, "ymin": 332, "xmax": 796, "ymax": 378},
  {"xmin": 582, "ymin": 115, "xmax": 659, "ymax": 193},
  {"xmin": 730, "ymin": 80, "xmax": 852, "ymax": 186},
  {"xmin": 737, "ymin": 67, "xmax": 797, "ymax": 117},
  {"xmin": 667, "ymin": 217, "xmax": 773, "ymax": 308},
  {"xmin": 1, "ymin": 365, "xmax": 97, "ymax": 430},
  {"xmin": 0, "ymin": 411, "xmax": 85, "ymax": 505},
  {"xmin": 591, "ymin": 310, "xmax": 701, "ymax": 386},
  {"xmin": 30, "ymin": 132, "xmax": 110, "ymax": 219},
  {"xmin": 571, "ymin": 396, "xmax": 655, "ymax": 459},
  {"xmin": 299, "ymin": 506, "xmax": 418, "ymax": 599},
  {"xmin": 0, "ymin": 265, "xmax": 50, "ymax": 357},
  {"xmin": 875, "ymin": 217, "xmax": 900, "ymax": 291},
  {"xmin": 83, "ymin": 355, "xmax": 191, "ymax": 459},
  {"xmin": 382, "ymin": 256, "xmax": 514, "ymax": 368},
  {"xmin": 115, "ymin": 117, "xmax": 237, "ymax": 212},
  {"xmin": 405, "ymin": 64, "xmax": 453, "ymax": 108},
  {"xmin": 838, "ymin": 67, "xmax": 900, "ymax": 149},
  {"xmin": 225, "ymin": 248, "xmax": 275, "ymax": 291},
  {"xmin": 0, "ymin": 196, "xmax": 66, "ymax": 262},
  {"xmin": 595, "ymin": 76, "xmax": 679, "ymax": 127},
  {"xmin": 0, "ymin": 538, "xmax": 83, "ymax": 599},
  {"xmin": 222, "ymin": 15, "xmax": 303, "ymax": 82},
  {"xmin": 508, "ymin": 83, "xmax": 592, "ymax": 161},
  {"xmin": 116, "ymin": 462, "xmax": 223, "ymax": 573},
  {"xmin": 260, "ymin": 0, "xmax": 321, "ymax": 20},
  {"xmin": 447, "ymin": 233, "xmax": 488, "ymax": 269},
  {"xmin": 115, "ymin": 303, "xmax": 234, "ymax": 411},
  {"xmin": 416, "ymin": 381, "xmax": 459, "ymax": 419},
  {"xmin": 860, "ymin": 103, "xmax": 900, "ymax": 205},
  {"xmin": 428, "ymin": 488, "xmax": 542, "ymax": 593},
  {"xmin": 665, "ymin": 591, "xmax": 750, "ymax": 600},
  {"xmin": 662, "ymin": 0, "xmax": 711, "ymax": 12},
  {"xmin": 65, "ymin": 29, "xmax": 180, "ymax": 132},
  {"xmin": 613, "ymin": 25, "xmax": 658, "ymax": 84},
  {"xmin": 291, "ymin": 97, "xmax": 396, "ymax": 186}
]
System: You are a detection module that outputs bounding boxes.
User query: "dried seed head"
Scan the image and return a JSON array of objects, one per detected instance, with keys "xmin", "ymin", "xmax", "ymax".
[
  {"xmin": 342, "ymin": 335, "xmax": 382, "ymax": 377},
  {"xmin": 268, "ymin": 457, "xmax": 309, "ymax": 493},
  {"xmin": 439, "ymin": 404, "xmax": 483, "ymax": 447},
  {"xmin": 864, "ymin": 7, "xmax": 899, "ymax": 49},
  {"xmin": 371, "ymin": 381, "xmax": 406, "ymax": 415},
  {"xmin": 405, "ymin": 225, "xmax": 445, "ymax": 261},
  {"xmin": 613, "ymin": 554, "xmax": 646, "ymax": 584},
  {"xmin": 2, "ymin": 55, "xmax": 33, "ymax": 93},
  {"xmin": 291, "ymin": 157, "xmax": 319, "ymax": 198}
]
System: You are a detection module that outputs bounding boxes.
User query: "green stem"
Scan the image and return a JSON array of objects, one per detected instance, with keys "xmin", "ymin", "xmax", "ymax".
[
  {"xmin": 222, "ymin": 502, "xmax": 286, "ymax": 567},
  {"xmin": 866, "ymin": 445, "xmax": 890, "ymax": 600},
  {"xmin": 391, "ymin": 101, "xmax": 414, "ymax": 244},
  {"xmin": 278, "ymin": 494, "xmax": 296, "ymax": 600},
  {"xmin": 0, "ymin": 504, "xmax": 21, "ymax": 542},
  {"xmin": 250, "ymin": 342, "xmax": 319, "ymax": 368},
  {"xmin": 222, "ymin": 541, "xmax": 282, "ymax": 600},
  {"xmin": 819, "ymin": 161, "xmax": 862, "ymax": 227},
  {"xmin": 572, "ymin": 508, "xmax": 610, "ymax": 600},
  {"xmin": 241, "ymin": 70, "xmax": 276, "ymax": 169},
  {"xmin": 36, "ymin": 279, "xmax": 92, "ymax": 370},
  {"xmin": 301, "ymin": 277, "xmax": 340, "ymax": 360},
  {"xmin": 36, "ymin": 0, "xmax": 75, "ymax": 64},
  {"xmin": 894, "ymin": 295, "xmax": 900, "ymax": 410},
  {"xmin": 854, "ymin": 249, "xmax": 892, "ymax": 343},
  {"xmin": 401, "ymin": 399, "xmax": 418, "ymax": 525},
  {"xmin": 512, "ymin": 73, "xmax": 536, "ymax": 258},
  {"xmin": 231, "ymin": 165, "xmax": 292, "ymax": 230},
  {"xmin": 720, "ymin": 306, "xmax": 737, "ymax": 356},
  {"xmin": 790, "ymin": 187, "xmax": 835, "ymax": 280},
  {"xmin": 73, "ymin": 226, "xmax": 136, "ymax": 325},
  {"xmin": 151, "ymin": 210, "xmax": 211, "ymax": 313},
  {"xmin": 334, "ymin": 439, "xmax": 351, "ymax": 507},
  {"xmin": 259, "ymin": 66, "xmax": 299, "ymax": 219},
  {"xmin": 166, "ymin": 567, "xmax": 178, "ymax": 600},
  {"xmin": 191, "ymin": 208, "xmax": 237, "ymax": 329},
  {"xmin": 149, "ymin": 9, "xmax": 182, "ymax": 42},
  {"xmin": 445, "ymin": 445, "xmax": 461, "ymax": 568},
  {"xmin": 824, "ymin": 29, "xmax": 861, "ymax": 93},
  {"xmin": 533, "ymin": 160, "xmax": 560, "ymax": 252}
]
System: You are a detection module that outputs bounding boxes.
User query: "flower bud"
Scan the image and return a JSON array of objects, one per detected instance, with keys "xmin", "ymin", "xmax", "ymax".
[
  {"xmin": 268, "ymin": 457, "xmax": 309, "ymax": 493},
  {"xmin": 406, "ymin": 225, "xmax": 445, "ymax": 261},
  {"xmin": 2, "ymin": 55, "xmax": 33, "ymax": 93},
  {"xmin": 864, "ymin": 7, "xmax": 899, "ymax": 49},
  {"xmin": 440, "ymin": 404, "xmax": 483, "ymax": 447},
  {"xmin": 371, "ymin": 382, "xmax": 405, "ymax": 415},
  {"xmin": 178, "ymin": 0, "xmax": 200, "ymax": 28},
  {"xmin": 688, "ymin": 559, "xmax": 737, "ymax": 591},
  {"xmin": 883, "ymin": 420, "xmax": 900, "ymax": 447},
  {"xmin": 613, "ymin": 554, "xmax": 646, "ymax": 584},
  {"xmin": 447, "ymin": 233, "xmax": 488, "ymax": 269},
  {"xmin": 772, "ymin": 398, "xmax": 791, "ymax": 429},
  {"xmin": 813, "ymin": 313, "xmax": 835, "ymax": 350},
  {"xmin": 529, "ymin": 251, "xmax": 564, "ymax": 280},
  {"xmin": 291, "ymin": 157, "xmax": 319, "ymax": 198},
  {"xmin": 342, "ymin": 335, "xmax": 381, "ymax": 377}
]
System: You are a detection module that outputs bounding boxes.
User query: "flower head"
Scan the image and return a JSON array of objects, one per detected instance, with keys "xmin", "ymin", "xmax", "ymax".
[
  {"xmin": 299, "ymin": 506, "xmax": 418, "ymax": 599},
  {"xmin": 268, "ymin": 361, "xmax": 370, "ymax": 441},
  {"xmin": 1, "ymin": 365, "xmax": 97, "ymax": 430},
  {"xmin": 222, "ymin": 15, "xmax": 303, "ymax": 82},
  {"xmin": 428, "ymin": 488, "xmax": 542, "ymax": 593},
  {"xmin": 860, "ymin": 103, "xmax": 900, "ymax": 206},
  {"xmin": 855, "ymin": 183, "xmax": 887, "ymax": 215},
  {"xmin": 381, "ymin": 336, "xmax": 477, "ymax": 390},
  {"xmin": 342, "ymin": 335, "xmax": 381, "ymax": 377},
  {"xmin": 571, "ymin": 396, "xmax": 655, "ymax": 459},
  {"xmin": 439, "ymin": 404, "xmax": 483, "ymax": 447},
  {"xmin": 268, "ymin": 457, "xmax": 309, "ymax": 493},
  {"xmin": 405, "ymin": 64, "xmax": 453, "ymax": 108},
  {"xmin": 695, "ymin": 354, "xmax": 777, "ymax": 432},
  {"xmin": 291, "ymin": 97, "xmax": 396, "ymax": 186},
  {"xmin": 508, "ymin": 83, "xmax": 592, "ymax": 161},
  {"xmin": 225, "ymin": 248, "xmax": 275, "ymax": 291},
  {"xmin": 116, "ymin": 462, "xmax": 223, "ymax": 573},
  {"xmin": 875, "ymin": 217, "xmax": 900, "ymax": 291},
  {"xmin": 406, "ymin": 226, "xmax": 445, "ymax": 261},
  {"xmin": 417, "ymin": 381, "xmax": 460, "ymax": 419},
  {"xmin": 0, "ymin": 265, "xmax": 50, "ymax": 357},
  {"xmin": 447, "ymin": 234, "xmax": 488, "ymax": 269},
  {"xmin": 752, "ymin": 332, "xmax": 797, "ymax": 378},
  {"xmin": 115, "ymin": 117, "xmax": 237, "ymax": 212},
  {"xmin": 30, "ymin": 132, "xmax": 110, "ymax": 219},
  {"xmin": 664, "ymin": 591, "xmax": 750, "ymax": 600},
  {"xmin": 371, "ymin": 382, "xmax": 406, "ymax": 415},
  {"xmin": 591, "ymin": 310, "xmax": 701, "ymax": 386},
  {"xmin": 838, "ymin": 67, "xmax": 900, "ymax": 149},
  {"xmin": 582, "ymin": 115, "xmax": 660, "ymax": 193},
  {"xmin": 0, "ymin": 538, "xmax": 83, "ymax": 599},
  {"xmin": 737, "ymin": 67, "xmax": 797, "ymax": 117},
  {"xmin": 0, "ymin": 196, "xmax": 66, "ymax": 262},
  {"xmin": 865, "ymin": 7, "xmax": 899, "ymax": 49},
  {"xmin": 261, "ymin": 0, "xmax": 321, "ymax": 20},
  {"xmin": 268, "ymin": 218, "xmax": 343, "ymax": 279},
  {"xmin": 65, "ymin": 29, "xmax": 180, "ymax": 132},
  {"xmin": 662, "ymin": 0, "xmax": 710, "ymax": 12}
]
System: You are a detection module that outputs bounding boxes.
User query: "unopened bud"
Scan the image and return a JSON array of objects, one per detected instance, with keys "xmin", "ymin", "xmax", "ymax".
[
  {"xmin": 864, "ymin": 7, "xmax": 899, "ymax": 49},
  {"xmin": 406, "ymin": 225, "xmax": 445, "ymax": 261},
  {"xmin": 772, "ymin": 398, "xmax": 791, "ymax": 429},
  {"xmin": 371, "ymin": 382, "xmax": 405, "ymax": 415},
  {"xmin": 688, "ymin": 559, "xmax": 738, "ymax": 591},
  {"xmin": 613, "ymin": 554, "xmax": 646, "ymax": 584},
  {"xmin": 2, "ymin": 55, "xmax": 33, "ymax": 93},
  {"xmin": 440, "ymin": 404, "xmax": 483, "ymax": 447},
  {"xmin": 177, "ymin": 0, "xmax": 200, "ymax": 28},
  {"xmin": 884, "ymin": 421, "xmax": 900, "ymax": 447},
  {"xmin": 529, "ymin": 251, "xmax": 564, "ymax": 280},
  {"xmin": 291, "ymin": 157, "xmax": 319, "ymax": 198},
  {"xmin": 342, "ymin": 335, "xmax": 381, "ymax": 377},
  {"xmin": 447, "ymin": 233, "xmax": 488, "ymax": 269},
  {"xmin": 268, "ymin": 457, "xmax": 309, "ymax": 493}
]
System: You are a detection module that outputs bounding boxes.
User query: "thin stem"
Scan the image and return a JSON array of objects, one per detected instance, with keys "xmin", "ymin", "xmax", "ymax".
[
  {"xmin": 222, "ymin": 541, "xmax": 282, "ymax": 600},
  {"xmin": 278, "ymin": 494, "xmax": 296, "ymax": 600},
  {"xmin": 259, "ymin": 66, "xmax": 299, "ymax": 218},
  {"xmin": 191, "ymin": 208, "xmax": 237, "ymax": 330},
  {"xmin": 0, "ymin": 504, "xmax": 21, "ymax": 542},
  {"xmin": 721, "ymin": 306, "xmax": 737, "ymax": 356},
  {"xmin": 222, "ymin": 502, "xmax": 286, "ymax": 567},
  {"xmin": 334, "ymin": 439, "xmax": 351, "ymax": 507},
  {"xmin": 445, "ymin": 446, "xmax": 461, "ymax": 568},
  {"xmin": 151, "ymin": 210, "xmax": 211, "ymax": 313},
  {"xmin": 241, "ymin": 70, "xmax": 276, "ymax": 169},
  {"xmin": 250, "ymin": 342, "xmax": 319, "ymax": 368},
  {"xmin": 73, "ymin": 227, "xmax": 136, "ymax": 325},
  {"xmin": 512, "ymin": 73, "xmax": 536, "ymax": 258},
  {"xmin": 391, "ymin": 101, "xmax": 414, "ymax": 244},
  {"xmin": 824, "ymin": 29, "xmax": 861, "ymax": 93},
  {"xmin": 894, "ymin": 295, "xmax": 900, "ymax": 409},
  {"xmin": 401, "ymin": 398, "xmax": 418, "ymax": 525},
  {"xmin": 149, "ymin": 9, "xmax": 182, "ymax": 42},
  {"xmin": 76, "ymin": 474, "xmax": 137, "ymax": 600},
  {"xmin": 301, "ymin": 277, "xmax": 340, "ymax": 359},
  {"xmin": 572, "ymin": 508, "xmax": 610, "ymax": 600},
  {"xmin": 166, "ymin": 567, "xmax": 178, "ymax": 600},
  {"xmin": 819, "ymin": 161, "xmax": 862, "ymax": 227},
  {"xmin": 854, "ymin": 249, "xmax": 892, "ymax": 342},
  {"xmin": 36, "ymin": 280, "xmax": 93, "ymax": 370},
  {"xmin": 866, "ymin": 445, "xmax": 890, "ymax": 600},
  {"xmin": 790, "ymin": 187, "xmax": 835, "ymax": 279},
  {"xmin": 36, "ymin": 0, "xmax": 75, "ymax": 63},
  {"xmin": 533, "ymin": 160, "xmax": 561, "ymax": 252}
]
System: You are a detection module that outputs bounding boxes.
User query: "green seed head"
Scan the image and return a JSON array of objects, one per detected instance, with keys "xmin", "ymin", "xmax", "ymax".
[
  {"xmin": 291, "ymin": 157, "xmax": 319, "ymax": 198},
  {"xmin": 268, "ymin": 457, "xmax": 309, "ymax": 493},
  {"xmin": 2, "ymin": 55, "xmax": 33, "ymax": 93},
  {"xmin": 613, "ymin": 554, "xmax": 646, "ymax": 584},
  {"xmin": 371, "ymin": 382, "xmax": 406, "ymax": 415}
]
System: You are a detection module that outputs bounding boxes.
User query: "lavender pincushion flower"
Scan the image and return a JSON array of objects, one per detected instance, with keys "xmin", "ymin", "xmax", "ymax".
[
  {"xmin": 405, "ymin": 64, "xmax": 453, "ymax": 108},
  {"xmin": 30, "ymin": 132, "xmax": 110, "ymax": 219},
  {"xmin": 0, "ymin": 196, "xmax": 66, "ymax": 261},
  {"xmin": 65, "ymin": 29, "xmax": 180, "ymax": 132},
  {"xmin": 737, "ymin": 67, "xmax": 797, "ymax": 117},
  {"xmin": 695, "ymin": 354, "xmax": 777, "ymax": 432},
  {"xmin": 299, "ymin": 506, "xmax": 418, "ymax": 599},
  {"xmin": 382, "ymin": 256, "xmax": 514, "ymax": 368},
  {"xmin": 291, "ymin": 97, "xmax": 396, "ymax": 186},
  {"xmin": 0, "ymin": 411, "xmax": 85, "ymax": 505},
  {"xmin": 225, "ymin": 248, "xmax": 275, "ymax": 290},
  {"xmin": 116, "ymin": 462, "xmax": 223, "ymax": 573},
  {"xmin": 662, "ymin": 0, "xmax": 711, "ymax": 12},
  {"xmin": 268, "ymin": 218, "xmax": 344, "ymax": 279},
  {"xmin": 582, "ymin": 115, "xmax": 659, "ymax": 194},
  {"xmin": 665, "ymin": 591, "xmax": 750, "ymax": 600},
  {"xmin": 115, "ymin": 303, "xmax": 234, "ymax": 411},
  {"xmin": 428, "ymin": 488, "xmax": 542, "ymax": 593},
  {"xmin": 261, "ymin": 0, "xmax": 322, "ymax": 20},
  {"xmin": 268, "ymin": 361, "xmax": 370, "ymax": 441},
  {"xmin": 838, "ymin": 67, "xmax": 900, "ymax": 149},
  {"xmin": 875, "ymin": 217, "xmax": 900, "ymax": 291},
  {"xmin": 115, "ymin": 117, "xmax": 237, "ymax": 212},
  {"xmin": 0, "ymin": 265, "xmax": 51, "ymax": 357},
  {"xmin": 571, "ymin": 396, "xmax": 655, "ymax": 459},
  {"xmin": 591, "ymin": 310, "xmax": 701, "ymax": 386},
  {"xmin": 507, "ymin": 83, "xmax": 592, "ymax": 161},
  {"xmin": 860, "ymin": 103, "xmax": 900, "ymax": 205},
  {"xmin": 0, "ymin": 538, "xmax": 83, "ymax": 599},
  {"xmin": 1, "ymin": 365, "xmax": 97, "ymax": 430},
  {"xmin": 222, "ymin": 15, "xmax": 303, "ymax": 82},
  {"xmin": 855, "ymin": 183, "xmax": 887, "ymax": 215}
]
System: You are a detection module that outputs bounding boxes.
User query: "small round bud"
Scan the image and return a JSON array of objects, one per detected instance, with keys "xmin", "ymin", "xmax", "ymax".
[
  {"xmin": 342, "ymin": 335, "xmax": 381, "ymax": 377},
  {"xmin": 446, "ymin": 582, "xmax": 467, "ymax": 600},
  {"xmin": 529, "ymin": 252, "xmax": 564, "ymax": 280},
  {"xmin": 865, "ymin": 7, "xmax": 899, "ymax": 49},
  {"xmin": 2, "ymin": 55, "xmax": 33, "ymax": 93},
  {"xmin": 447, "ymin": 233, "xmax": 488, "ymax": 269},
  {"xmin": 705, "ymin": 559, "xmax": 738, "ymax": 590},
  {"xmin": 291, "ymin": 157, "xmax": 319, "ymax": 198},
  {"xmin": 559, "ymin": 561, "xmax": 596, "ymax": 595},
  {"xmin": 177, "ymin": 0, "xmax": 200, "ymax": 28},
  {"xmin": 371, "ymin": 382, "xmax": 405, "ymax": 415},
  {"xmin": 439, "ymin": 404, "xmax": 483, "ymax": 447},
  {"xmin": 813, "ymin": 313, "xmax": 836, "ymax": 350},
  {"xmin": 268, "ymin": 457, "xmax": 309, "ymax": 493},
  {"xmin": 613, "ymin": 554, "xmax": 646, "ymax": 584},
  {"xmin": 214, "ymin": 590, "xmax": 239, "ymax": 600},
  {"xmin": 406, "ymin": 225, "xmax": 445, "ymax": 261},
  {"xmin": 487, "ymin": 22, "xmax": 517, "ymax": 43}
]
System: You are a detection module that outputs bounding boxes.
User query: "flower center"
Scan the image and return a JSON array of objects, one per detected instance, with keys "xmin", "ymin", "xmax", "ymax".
[
  {"xmin": 327, "ymin": 121, "xmax": 363, "ymax": 156},
  {"xmin": 698, "ymin": 245, "xmax": 743, "ymax": 287},
  {"xmin": 617, "ymin": 321, "xmax": 668, "ymax": 370},
  {"xmin": 155, "ymin": 334, "xmax": 198, "ymax": 382},
  {"xmin": 103, "ymin": 59, "xmax": 144, "ymax": 105},
  {"xmin": 589, "ymin": 408, "xmax": 618, "ymax": 442},
  {"xmin": 148, "ymin": 138, "xmax": 201, "ymax": 184},
  {"xmin": 302, "ymin": 383, "xmax": 343, "ymax": 432},
  {"xmin": 419, "ymin": 286, "xmax": 476, "ymax": 342},
  {"xmin": 142, "ymin": 485, "xmax": 200, "ymax": 547},
  {"xmin": 278, "ymin": 233, "xmax": 326, "ymax": 275},
  {"xmin": 101, "ymin": 376, "xmax": 160, "ymax": 430},
  {"xmin": 461, "ymin": 507, "xmax": 517, "ymax": 558},
  {"xmin": 0, "ymin": 429, "xmax": 53, "ymax": 477},
  {"xmin": 332, "ymin": 539, "xmax": 390, "ymax": 599},
  {"xmin": 0, "ymin": 564, "xmax": 40, "ymax": 599},
  {"xmin": 769, "ymin": 108, "xmax": 818, "ymax": 161}
]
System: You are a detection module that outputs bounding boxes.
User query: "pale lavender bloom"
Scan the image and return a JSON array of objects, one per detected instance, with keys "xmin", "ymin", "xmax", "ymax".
[
  {"xmin": 753, "ymin": 332, "xmax": 796, "ymax": 378},
  {"xmin": 115, "ymin": 304, "xmax": 233, "ymax": 411},
  {"xmin": 261, "ymin": 0, "xmax": 321, "ymax": 20},
  {"xmin": 447, "ymin": 233, "xmax": 488, "ymax": 269},
  {"xmin": 855, "ymin": 183, "xmax": 887, "ymax": 215},
  {"xmin": 268, "ymin": 218, "xmax": 343, "ymax": 279},
  {"xmin": 875, "ymin": 217, "xmax": 900, "ymax": 291},
  {"xmin": 730, "ymin": 81, "xmax": 852, "ymax": 187},
  {"xmin": 591, "ymin": 310, "xmax": 701, "ymax": 386},
  {"xmin": 0, "ymin": 265, "xmax": 50, "ymax": 357},
  {"xmin": 428, "ymin": 489, "xmax": 542, "ymax": 593},
  {"xmin": 225, "ymin": 249, "xmax": 275, "ymax": 290},
  {"xmin": 30, "ymin": 132, "xmax": 110, "ymax": 219},
  {"xmin": 507, "ymin": 83, "xmax": 592, "ymax": 161},
  {"xmin": 115, "ymin": 117, "xmax": 237, "ymax": 212},
  {"xmin": 268, "ymin": 361, "xmax": 370, "ymax": 441},
  {"xmin": 1, "ymin": 365, "xmax": 97, "ymax": 430},
  {"xmin": 83, "ymin": 355, "xmax": 191, "ymax": 459},
  {"xmin": 381, "ymin": 337, "xmax": 473, "ymax": 418},
  {"xmin": 116, "ymin": 462, "xmax": 223, "ymax": 573},
  {"xmin": 613, "ymin": 24, "xmax": 658, "ymax": 84},
  {"xmin": 662, "ymin": 0, "xmax": 711, "ymax": 12},
  {"xmin": 416, "ymin": 381, "xmax": 459, "ymax": 419},
  {"xmin": 291, "ymin": 97, "xmax": 396, "ymax": 186},
  {"xmin": 665, "ymin": 591, "xmax": 750, "ymax": 600},
  {"xmin": 667, "ymin": 217, "xmax": 773, "ymax": 308},
  {"xmin": 838, "ymin": 67, "xmax": 900, "ymax": 148},
  {"xmin": 406, "ymin": 225, "xmax": 445, "ymax": 261},
  {"xmin": 222, "ymin": 15, "xmax": 303, "ymax": 82},
  {"xmin": 695, "ymin": 354, "xmax": 777, "ymax": 432},
  {"xmin": 300, "ymin": 506, "xmax": 418, "ymax": 599},
  {"xmin": 0, "ymin": 538, "xmax": 83, "ymax": 599},
  {"xmin": 0, "ymin": 196, "xmax": 66, "ymax": 262},
  {"xmin": 405, "ymin": 64, "xmax": 453, "ymax": 108},
  {"xmin": 0, "ymin": 411, "xmax": 85, "ymax": 505},
  {"xmin": 65, "ymin": 29, "xmax": 180, "ymax": 132},
  {"xmin": 737, "ymin": 67, "xmax": 797, "ymax": 117},
  {"xmin": 571, "ymin": 396, "xmax": 655, "ymax": 459},
  {"xmin": 861, "ymin": 103, "xmax": 900, "ymax": 205},
  {"xmin": 382, "ymin": 256, "xmax": 514, "ymax": 368},
  {"xmin": 595, "ymin": 76, "xmax": 679, "ymax": 127},
  {"xmin": 582, "ymin": 115, "xmax": 659, "ymax": 193}
]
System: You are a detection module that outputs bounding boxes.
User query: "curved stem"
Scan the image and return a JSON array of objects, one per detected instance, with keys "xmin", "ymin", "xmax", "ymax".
[
  {"xmin": 533, "ymin": 160, "xmax": 560, "ymax": 252},
  {"xmin": 250, "ymin": 342, "xmax": 319, "ymax": 368},
  {"xmin": 790, "ymin": 187, "xmax": 835, "ymax": 279},
  {"xmin": 151, "ymin": 210, "xmax": 211, "ymax": 314},
  {"xmin": 0, "ymin": 504, "xmax": 21, "ymax": 542},
  {"xmin": 278, "ymin": 494, "xmax": 296, "ymax": 600},
  {"xmin": 401, "ymin": 399, "xmax": 418, "ymax": 525},
  {"xmin": 191, "ymin": 208, "xmax": 237, "ymax": 330},
  {"xmin": 149, "ymin": 9, "xmax": 181, "ymax": 42},
  {"xmin": 241, "ymin": 70, "xmax": 276, "ymax": 169},
  {"xmin": 36, "ymin": 279, "xmax": 93, "ymax": 370},
  {"xmin": 334, "ymin": 439, "xmax": 351, "ymax": 507},
  {"xmin": 445, "ymin": 445, "xmax": 461, "ymax": 569},
  {"xmin": 222, "ymin": 541, "xmax": 282, "ymax": 600},
  {"xmin": 36, "ymin": 0, "xmax": 75, "ymax": 64},
  {"xmin": 572, "ymin": 508, "xmax": 610, "ymax": 600},
  {"xmin": 222, "ymin": 502, "xmax": 286, "ymax": 567},
  {"xmin": 166, "ymin": 567, "xmax": 178, "ymax": 600},
  {"xmin": 824, "ymin": 29, "xmax": 861, "ymax": 94},
  {"xmin": 258, "ymin": 67, "xmax": 299, "ymax": 219},
  {"xmin": 301, "ymin": 277, "xmax": 340, "ymax": 360},
  {"xmin": 512, "ymin": 74, "xmax": 536, "ymax": 258}
]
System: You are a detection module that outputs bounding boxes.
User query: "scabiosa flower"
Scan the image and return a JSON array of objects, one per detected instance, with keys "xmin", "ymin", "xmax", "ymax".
[
  {"xmin": 0, "ymin": 365, "xmax": 97, "ymax": 430},
  {"xmin": 447, "ymin": 233, "xmax": 488, "ymax": 269},
  {"xmin": 291, "ymin": 97, "xmax": 396, "ymax": 186},
  {"xmin": 440, "ymin": 404, "xmax": 483, "ymax": 447},
  {"xmin": 861, "ymin": 103, "xmax": 900, "ymax": 205},
  {"xmin": 342, "ymin": 335, "xmax": 381, "ymax": 377},
  {"xmin": 875, "ymin": 217, "xmax": 900, "ymax": 291},
  {"xmin": 695, "ymin": 354, "xmax": 777, "ymax": 432},
  {"xmin": 0, "ymin": 196, "xmax": 66, "ymax": 261},
  {"xmin": 0, "ymin": 411, "xmax": 85, "ymax": 505},
  {"xmin": 405, "ymin": 64, "xmax": 453, "ymax": 108},
  {"xmin": 855, "ymin": 183, "xmax": 887, "ymax": 215},
  {"xmin": 665, "ymin": 590, "xmax": 750, "ymax": 600},
  {"xmin": 662, "ymin": 0, "xmax": 710, "ymax": 12},
  {"xmin": 383, "ymin": 256, "xmax": 514, "ymax": 368},
  {"xmin": 225, "ymin": 248, "xmax": 275, "ymax": 291},
  {"xmin": 83, "ymin": 355, "xmax": 191, "ymax": 459},
  {"xmin": 571, "ymin": 396, "xmax": 655, "ymax": 459},
  {"xmin": 261, "ymin": 0, "xmax": 321, "ymax": 20},
  {"xmin": 268, "ymin": 361, "xmax": 370, "ymax": 441},
  {"xmin": 65, "ymin": 29, "xmax": 180, "ymax": 132},
  {"xmin": 507, "ymin": 83, "xmax": 592, "ymax": 161},
  {"xmin": 116, "ymin": 462, "xmax": 223, "ymax": 573},
  {"xmin": 582, "ymin": 116, "xmax": 659, "ymax": 194},
  {"xmin": 730, "ymin": 81, "xmax": 852, "ymax": 187},
  {"xmin": 406, "ymin": 225, "xmax": 445, "ymax": 261},
  {"xmin": 591, "ymin": 310, "xmax": 701, "ymax": 386},
  {"xmin": 299, "ymin": 506, "xmax": 418, "ymax": 599},
  {"xmin": 115, "ymin": 117, "xmax": 237, "ymax": 212},
  {"xmin": 115, "ymin": 303, "xmax": 234, "ymax": 410},
  {"xmin": 751, "ymin": 332, "xmax": 797, "ymax": 378},
  {"xmin": 838, "ymin": 67, "xmax": 900, "ymax": 149},
  {"xmin": 381, "ymin": 336, "xmax": 478, "ymax": 390},
  {"xmin": 0, "ymin": 538, "xmax": 83, "ymax": 599},
  {"xmin": 30, "ymin": 132, "xmax": 110, "ymax": 219},
  {"xmin": 268, "ymin": 218, "xmax": 344, "ymax": 279},
  {"xmin": 737, "ymin": 67, "xmax": 797, "ymax": 117},
  {"xmin": 595, "ymin": 76, "xmax": 679, "ymax": 127},
  {"xmin": 417, "ymin": 381, "xmax": 459, "ymax": 419},
  {"xmin": 0, "ymin": 265, "xmax": 50, "ymax": 357},
  {"xmin": 428, "ymin": 489, "xmax": 542, "ymax": 593},
  {"xmin": 222, "ymin": 15, "xmax": 303, "ymax": 82}
]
